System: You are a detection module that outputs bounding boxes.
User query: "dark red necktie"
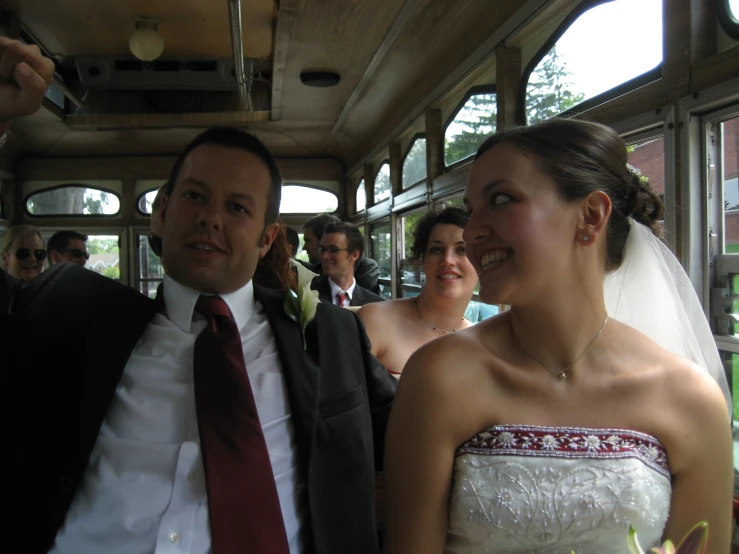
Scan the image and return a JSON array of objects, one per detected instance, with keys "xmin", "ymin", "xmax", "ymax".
[
  {"xmin": 336, "ymin": 291, "xmax": 349, "ymax": 307},
  {"xmin": 193, "ymin": 295, "xmax": 290, "ymax": 554}
]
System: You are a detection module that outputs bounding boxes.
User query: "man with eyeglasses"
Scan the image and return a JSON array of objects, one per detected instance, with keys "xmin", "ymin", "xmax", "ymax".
[
  {"xmin": 47, "ymin": 231, "xmax": 90, "ymax": 267},
  {"xmin": 311, "ymin": 221, "xmax": 384, "ymax": 308},
  {"xmin": 301, "ymin": 214, "xmax": 381, "ymax": 294}
]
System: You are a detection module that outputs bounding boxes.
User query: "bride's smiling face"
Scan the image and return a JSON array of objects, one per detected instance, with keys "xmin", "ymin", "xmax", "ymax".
[{"xmin": 463, "ymin": 142, "xmax": 583, "ymax": 306}]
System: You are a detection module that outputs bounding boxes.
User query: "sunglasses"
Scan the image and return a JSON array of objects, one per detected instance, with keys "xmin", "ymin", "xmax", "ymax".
[
  {"xmin": 62, "ymin": 248, "xmax": 90, "ymax": 260},
  {"xmin": 15, "ymin": 248, "xmax": 47, "ymax": 261}
]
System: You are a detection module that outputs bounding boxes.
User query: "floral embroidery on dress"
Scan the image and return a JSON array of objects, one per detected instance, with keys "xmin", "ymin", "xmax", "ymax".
[
  {"xmin": 455, "ymin": 424, "xmax": 670, "ymax": 479},
  {"xmin": 445, "ymin": 425, "xmax": 672, "ymax": 554}
]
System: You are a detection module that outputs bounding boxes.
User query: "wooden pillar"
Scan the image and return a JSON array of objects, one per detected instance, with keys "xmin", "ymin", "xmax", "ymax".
[
  {"xmin": 363, "ymin": 163, "xmax": 374, "ymax": 208},
  {"xmin": 343, "ymin": 176, "xmax": 355, "ymax": 219},
  {"xmin": 389, "ymin": 142, "xmax": 402, "ymax": 196},
  {"xmin": 663, "ymin": 0, "xmax": 717, "ymax": 96},
  {"xmin": 425, "ymin": 108, "xmax": 444, "ymax": 184},
  {"xmin": 495, "ymin": 45, "xmax": 522, "ymax": 130}
]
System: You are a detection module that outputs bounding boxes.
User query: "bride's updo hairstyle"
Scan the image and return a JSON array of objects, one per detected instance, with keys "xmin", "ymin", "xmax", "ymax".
[{"xmin": 474, "ymin": 118, "xmax": 664, "ymax": 271}]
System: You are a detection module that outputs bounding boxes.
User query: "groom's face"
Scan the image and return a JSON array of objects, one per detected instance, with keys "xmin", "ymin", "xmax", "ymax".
[{"xmin": 158, "ymin": 143, "xmax": 279, "ymax": 294}]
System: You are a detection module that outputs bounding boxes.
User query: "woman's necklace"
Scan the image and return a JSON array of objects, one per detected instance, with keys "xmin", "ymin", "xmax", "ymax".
[
  {"xmin": 413, "ymin": 297, "xmax": 461, "ymax": 334},
  {"xmin": 511, "ymin": 316, "xmax": 609, "ymax": 379}
]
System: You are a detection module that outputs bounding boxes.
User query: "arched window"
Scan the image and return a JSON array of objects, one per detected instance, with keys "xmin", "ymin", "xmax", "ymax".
[
  {"xmin": 26, "ymin": 185, "xmax": 121, "ymax": 216},
  {"xmin": 374, "ymin": 163, "xmax": 391, "ymax": 203},
  {"xmin": 137, "ymin": 189, "xmax": 159, "ymax": 215},
  {"xmin": 444, "ymin": 90, "xmax": 496, "ymax": 166},
  {"xmin": 402, "ymin": 137, "xmax": 427, "ymax": 188},
  {"xmin": 356, "ymin": 179, "xmax": 366, "ymax": 212},
  {"xmin": 718, "ymin": 0, "xmax": 739, "ymax": 40},
  {"xmin": 280, "ymin": 184, "xmax": 338, "ymax": 214},
  {"xmin": 524, "ymin": 0, "xmax": 662, "ymax": 124}
]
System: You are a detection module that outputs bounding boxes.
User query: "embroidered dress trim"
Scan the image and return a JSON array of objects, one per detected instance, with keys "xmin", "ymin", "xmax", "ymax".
[{"xmin": 455, "ymin": 424, "xmax": 670, "ymax": 479}]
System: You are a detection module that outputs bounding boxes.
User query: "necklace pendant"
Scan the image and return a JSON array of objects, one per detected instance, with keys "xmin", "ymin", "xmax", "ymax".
[{"xmin": 557, "ymin": 370, "xmax": 567, "ymax": 379}]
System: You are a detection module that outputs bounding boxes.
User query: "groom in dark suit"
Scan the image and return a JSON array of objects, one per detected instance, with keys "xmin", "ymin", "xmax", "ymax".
[{"xmin": 6, "ymin": 127, "xmax": 396, "ymax": 554}]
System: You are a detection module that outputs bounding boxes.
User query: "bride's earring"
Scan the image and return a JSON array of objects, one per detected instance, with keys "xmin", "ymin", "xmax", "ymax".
[{"xmin": 582, "ymin": 235, "xmax": 589, "ymax": 242}]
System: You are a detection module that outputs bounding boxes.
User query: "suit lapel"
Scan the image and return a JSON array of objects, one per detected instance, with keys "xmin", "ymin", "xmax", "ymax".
[
  {"xmin": 255, "ymin": 287, "xmax": 319, "ymax": 467},
  {"xmin": 350, "ymin": 287, "xmax": 363, "ymax": 307},
  {"xmin": 313, "ymin": 276, "xmax": 332, "ymax": 304}
]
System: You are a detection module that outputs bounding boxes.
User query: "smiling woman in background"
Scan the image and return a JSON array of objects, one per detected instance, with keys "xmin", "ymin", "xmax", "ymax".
[
  {"xmin": 357, "ymin": 207, "xmax": 478, "ymax": 377},
  {"xmin": 1, "ymin": 224, "xmax": 46, "ymax": 284}
]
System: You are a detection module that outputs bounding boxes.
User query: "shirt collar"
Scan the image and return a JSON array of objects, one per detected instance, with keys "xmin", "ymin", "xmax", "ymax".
[
  {"xmin": 162, "ymin": 274, "xmax": 256, "ymax": 333},
  {"xmin": 328, "ymin": 277, "xmax": 356, "ymax": 300}
]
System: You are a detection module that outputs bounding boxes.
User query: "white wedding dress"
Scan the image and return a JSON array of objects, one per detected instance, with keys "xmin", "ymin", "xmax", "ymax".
[{"xmin": 444, "ymin": 424, "xmax": 671, "ymax": 554}]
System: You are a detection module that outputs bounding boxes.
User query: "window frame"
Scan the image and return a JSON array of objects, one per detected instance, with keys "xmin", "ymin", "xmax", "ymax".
[
  {"xmin": 401, "ymin": 133, "xmax": 428, "ymax": 190},
  {"xmin": 135, "ymin": 188, "xmax": 160, "ymax": 216},
  {"xmin": 280, "ymin": 182, "xmax": 340, "ymax": 215},
  {"xmin": 24, "ymin": 184, "xmax": 122, "ymax": 218},
  {"xmin": 442, "ymin": 84, "xmax": 497, "ymax": 170},
  {"xmin": 718, "ymin": 0, "xmax": 739, "ymax": 40},
  {"xmin": 373, "ymin": 161, "xmax": 392, "ymax": 205},
  {"xmin": 519, "ymin": 0, "xmax": 662, "ymax": 124},
  {"xmin": 355, "ymin": 177, "xmax": 367, "ymax": 214}
]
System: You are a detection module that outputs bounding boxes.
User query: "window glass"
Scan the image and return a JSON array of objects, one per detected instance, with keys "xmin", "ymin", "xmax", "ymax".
[
  {"xmin": 402, "ymin": 138, "xmax": 427, "ymax": 188},
  {"xmin": 280, "ymin": 185, "xmax": 338, "ymax": 214},
  {"xmin": 356, "ymin": 179, "xmax": 366, "ymax": 212},
  {"xmin": 464, "ymin": 300, "xmax": 500, "ymax": 323},
  {"xmin": 723, "ymin": 117, "xmax": 739, "ymax": 254},
  {"xmin": 445, "ymin": 93, "xmax": 496, "ymax": 166},
  {"xmin": 374, "ymin": 163, "xmax": 391, "ymax": 204},
  {"xmin": 719, "ymin": 0, "xmax": 739, "ymax": 40},
  {"xmin": 626, "ymin": 135, "xmax": 665, "ymax": 237},
  {"xmin": 296, "ymin": 233, "xmax": 310, "ymax": 263},
  {"xmin": 137, "ymin": 189, "xmax": 159, "ymax": 215},
  {"xmin": 137, "ymin": 233, "xmax": 164, "ymax": 298},
  {"xmin": 370, "ymin": 222, "xmax": 391, "ymax": 280},
  {"xmin": 400, "ymin": 211, "xmax": 426, "ymax": 287},
  {"xmin": 26, "ymin": 186, "xmax": 121, "ymax": 216},
  {"xmin": 87, "ymin": 235, "xmax": 121, "ymax": 280},
  {"xmin": 526, "ymin": 0, "xmax": 662, "ymax": 124}
]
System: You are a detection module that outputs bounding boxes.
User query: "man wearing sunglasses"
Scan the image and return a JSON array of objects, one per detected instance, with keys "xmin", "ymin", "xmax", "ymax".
[{"xmin": 47, "ymin": 231, "xmax": 90, "ymax": 267}]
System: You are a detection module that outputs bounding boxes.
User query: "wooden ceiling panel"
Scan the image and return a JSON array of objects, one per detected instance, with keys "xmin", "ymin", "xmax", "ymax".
[
  {"xmin": 343, "ymin": 0, "xmax": 529, "ymax": 167},
  {"xmin": 18, "ymin": 0, "xmax": 274, "ymax": 58},
  {"xmin": 278, "ymin": 0, "xmax": 407, "ymax": 122}
]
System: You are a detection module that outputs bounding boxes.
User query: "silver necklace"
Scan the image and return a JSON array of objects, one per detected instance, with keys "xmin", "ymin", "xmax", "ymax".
[
  {"xmin": 512, "ymin": 316, "xmax": 608, "ymax": 379},
  {"xmin": 413, "ymin": 298, "xmax": 459, "ymax": 334}
]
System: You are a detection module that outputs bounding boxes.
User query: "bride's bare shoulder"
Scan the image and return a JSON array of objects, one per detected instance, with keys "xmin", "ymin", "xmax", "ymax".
[{"xmin": 401, "ymin": 314, "xmax": 510, "ymax": 389}]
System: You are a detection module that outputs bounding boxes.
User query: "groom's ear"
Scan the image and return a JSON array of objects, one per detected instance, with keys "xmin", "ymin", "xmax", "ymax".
[{"xmin": 577, "ymin": 191, "xmax": 611, "ymax": 244}]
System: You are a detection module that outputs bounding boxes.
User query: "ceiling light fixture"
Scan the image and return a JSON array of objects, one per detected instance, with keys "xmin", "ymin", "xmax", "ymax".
[{"xmin": 129, "ymin": 17, "xmax": 164, "ymax": 62}]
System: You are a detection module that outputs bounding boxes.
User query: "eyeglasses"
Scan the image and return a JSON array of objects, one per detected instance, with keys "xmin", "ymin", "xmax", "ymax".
[
  {"xmin": 15, "ymin": 248, "xmax": 47, "ymax": 261},
  {"xmin": 318, "ymin": 246, "xmax": 352, "ymax": 256},
  {"xmin": 62, "ymin": 248, "xmax": 90, "ymax": 260}
]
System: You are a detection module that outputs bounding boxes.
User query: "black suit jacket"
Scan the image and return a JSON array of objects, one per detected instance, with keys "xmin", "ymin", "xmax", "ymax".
[
  {"xmin": 5, "ymin": 264, "xmax": 396, "ymax": 554},
  {"xmin": 312, "ymin": 275, "xmax": 384, "ymax": 307},
  {"xmin": 300, "ymin": 256, "xmax": 381, "ymax": 294}
]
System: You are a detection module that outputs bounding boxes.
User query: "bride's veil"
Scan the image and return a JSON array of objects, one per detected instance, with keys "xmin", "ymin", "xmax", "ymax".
[{"xmin": 604, "ymin": 218, "xmax": 732, "ymax": 418}]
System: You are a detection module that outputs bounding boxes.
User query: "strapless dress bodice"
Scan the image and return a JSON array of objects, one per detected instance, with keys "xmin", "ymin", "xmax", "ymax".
[{"xmin": 445, "ymin": 425, "xmax": 671, "ymax": 554}]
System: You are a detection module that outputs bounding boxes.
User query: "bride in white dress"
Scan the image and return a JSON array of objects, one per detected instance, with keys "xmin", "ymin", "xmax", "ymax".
[{"xmin": 383, "ymin": 119, "xmax": 732, "ymax": 554}]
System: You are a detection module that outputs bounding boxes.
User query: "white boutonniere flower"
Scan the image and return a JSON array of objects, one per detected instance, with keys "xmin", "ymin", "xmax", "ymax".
[{"xmin": 284, "ymin": 259, "xmax": 320, "ymax": 349}]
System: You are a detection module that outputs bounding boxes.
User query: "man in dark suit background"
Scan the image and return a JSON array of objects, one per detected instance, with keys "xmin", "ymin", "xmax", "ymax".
[
  {"xmin": 301, "ymin": 213, "xmax": 381, "ymax": 294},
  {"xmin": 6, "ymin": 125, "xmax": 396, "ymax": 554},
  {"xmin": 311, "ymin": 221, "xmax": 384, "ymax": 308}
]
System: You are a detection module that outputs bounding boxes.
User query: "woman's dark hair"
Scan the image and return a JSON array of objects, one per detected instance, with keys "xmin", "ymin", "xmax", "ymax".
[
  {"xmin": 409, "ymin": 206, "xmax": 469, "ymax": 262},
  {"xmin": 474, "ymin": 118, "xmax": 664, "ymax": 271},
  {"xmin": 253, "ymin": 221, "xmax": 293, "ymax": 290}
]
